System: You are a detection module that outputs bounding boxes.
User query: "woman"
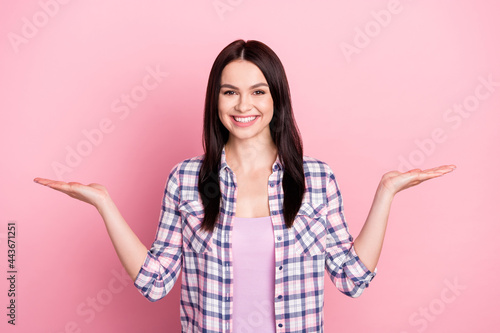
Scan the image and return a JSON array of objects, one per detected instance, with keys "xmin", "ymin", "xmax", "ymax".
[{"xmin": 34, "ymin": 39, "xmax": 455, "ymax": 332}]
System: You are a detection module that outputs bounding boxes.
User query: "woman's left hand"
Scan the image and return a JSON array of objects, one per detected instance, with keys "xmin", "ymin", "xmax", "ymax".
[{"xmin": 380, "ymin": 164, "xmax": 457, "ymax": 196}]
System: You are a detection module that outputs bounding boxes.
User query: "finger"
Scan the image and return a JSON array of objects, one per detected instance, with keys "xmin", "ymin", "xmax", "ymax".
[
  {"xmin": 421, "ymin": 165, "xmax": 455, "ymax": 173},
  {"xmin": 415, "ymin": 168, "xmax": 456, "ymax": 183},
  {"xmin": 34, "ymin": 178, "xmax": 60, "ymax": 187},
  {"xmin": 420, "ymin": 170, "xmax": 449, "ymax": 179},
  {"xmin": 33, "ymin": 177, "xmax": 57, "ymax": 185},
  {"xmin": 34, "ymin": 178, "xmax": 75, "ymax": 194},
  {"xmin": 407, "ymin": 169, "xmax": 443, "ymax": 182},
  {"xmin": 421, "ymin": 169, "xmax": 450, "ymax": 176},
  {"xmin": 34, "ymin": 179, "xmax": 67, "ymax": 190},
  {"xmin": 419, "ymin": 166, "xmax": 456, "ymax": 178},
  {"xmin": 426, "ymin": 168, "xmax": 455, "ymax": 177},
  {"xmin": 47, "ymin": 183, "xmax": 73, "ymax": 195},
  {"xmin": 434, "ymin": 166, "xmax": 456, "ymax": 173}
]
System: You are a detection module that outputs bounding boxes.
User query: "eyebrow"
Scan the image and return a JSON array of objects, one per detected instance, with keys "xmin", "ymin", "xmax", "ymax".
[{"xmin": 220, "ymin": 83, "xmax": 269, "ymax": 90}]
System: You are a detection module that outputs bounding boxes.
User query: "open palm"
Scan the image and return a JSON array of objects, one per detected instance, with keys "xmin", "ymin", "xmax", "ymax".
[
  {"xmin": 380, "ymin": 164, "xmax": 456, "ymax": 196},
  {"xmin": 33, "ymin": 178, "xmax": 109, "ymax": 208}
]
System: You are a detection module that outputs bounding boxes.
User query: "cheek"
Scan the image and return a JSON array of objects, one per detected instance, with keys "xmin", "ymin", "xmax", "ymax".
[
  {"xmin": 217, "ymin": 110, "xmax": 226, "ymax": 126},
  {"xmin": 218, "ymin": 98, "xmax": 230, "ymax": 114},
  {"xmin": 218, "ymin": 106, "xmax": 231, "ymax": 126},
  {"xmin": 259, "ymin": 98, "xmax": 274, "ymax": 115}
]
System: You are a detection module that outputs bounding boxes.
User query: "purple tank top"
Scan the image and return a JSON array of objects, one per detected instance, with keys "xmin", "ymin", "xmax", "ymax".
[{"xmin": 232, "ymin": 216, "xmax": 276, "ymax": 333}]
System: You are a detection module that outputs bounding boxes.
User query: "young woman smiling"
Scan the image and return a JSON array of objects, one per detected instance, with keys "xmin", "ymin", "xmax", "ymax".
[{"xmin": 34, "ymin": 39, "xmax": 456, "ymax": 333}]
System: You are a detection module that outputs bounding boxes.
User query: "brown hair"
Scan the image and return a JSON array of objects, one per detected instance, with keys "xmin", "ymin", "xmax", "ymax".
[{"xmin": 199, "ymin": 39, "xmax": 305, "ymax": 232}]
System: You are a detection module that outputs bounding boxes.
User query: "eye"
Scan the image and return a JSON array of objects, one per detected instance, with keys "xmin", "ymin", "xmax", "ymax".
[
  {"xmin": 254, "ymin": 90, "xmax": 266, "ymax": 95},
  {"xmin": 223, "ymin": 90, "xmax": 236, "ymax": 95}
]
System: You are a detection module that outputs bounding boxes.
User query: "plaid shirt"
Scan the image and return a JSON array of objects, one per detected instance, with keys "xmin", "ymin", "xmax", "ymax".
[{"xmin": 134, "ymin": 146, "xmax": 376, "ymax": 332}]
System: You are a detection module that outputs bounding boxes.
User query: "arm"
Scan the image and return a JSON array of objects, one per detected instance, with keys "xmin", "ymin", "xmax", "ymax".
[
  {"xmin": 35, "ymin": 165, "xmax": 184, "ymax": 301},
  {"xmin": 324, "ymin": 170, "xmax": 376, "ymax": 297},
  {"xmin": 33, "ymin": 178, "xmax": 148, "ymax": 281},
  {"xmin": 323, "ymin": 164, "xmax": 456, "ymax": 297},
  {"xmin": 96, "ymin": 196, "xmax": 148, "ymax": 281},
  {"xmin": 353, "ymin": 165, "xmax": 456, "ymax": 272},
  {"xmin": 352, "ymin": 183, "xmax": 393, "ymax": 273},
  {"xmin": 133, "ymin": 168, "xmax": 183, "ymax": 301}
]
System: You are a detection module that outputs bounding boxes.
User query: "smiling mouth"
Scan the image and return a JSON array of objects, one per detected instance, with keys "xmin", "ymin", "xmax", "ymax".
[{"xmin": 233, "ymin": 116, "xmax": 258, "ymax": 123}]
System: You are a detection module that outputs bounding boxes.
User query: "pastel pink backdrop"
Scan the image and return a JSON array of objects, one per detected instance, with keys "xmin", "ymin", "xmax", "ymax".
[{"xmin": 1, "ymin": 1, "xmax": 499, "ymax": 332}]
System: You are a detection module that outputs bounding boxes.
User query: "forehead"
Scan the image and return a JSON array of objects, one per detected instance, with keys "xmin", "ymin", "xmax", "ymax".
[{"xmin": 220, "ymin": 60, "xmax": 267, "ymax": 85}]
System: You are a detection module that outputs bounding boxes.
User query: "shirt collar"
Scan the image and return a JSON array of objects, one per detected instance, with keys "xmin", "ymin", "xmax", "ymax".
[{"xmin": 219, "ymin": 145, "xmax": 283, "ymax": 173}]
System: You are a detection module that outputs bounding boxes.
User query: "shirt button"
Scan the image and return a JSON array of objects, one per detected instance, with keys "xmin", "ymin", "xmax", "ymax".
[
  {"xmin": 279, "ymin": 266, "xmax": 283, "ymax": 270},
  {"xmin": 272, "ymin": 211, "xmax": 277, "ymax": 215},
  {"xmin": 277, "ymin": 236, "xmax": 282, "ymax": 241},
  {"xmin": 278, "ymin": 323, "xmax": 283, "ymax": 328},
  {"xmin": 270, "ymin": 183, "xmax": 274, "ymax": 187},
  {"xmin": 277, "ymin": 295, "xmax": 282, "ymax": 300}
]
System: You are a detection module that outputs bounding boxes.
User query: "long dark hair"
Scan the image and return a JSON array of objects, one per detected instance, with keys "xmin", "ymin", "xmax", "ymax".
[{"xmin": 198, "ymin": 39, "xmax": 305, "ymax": 232}]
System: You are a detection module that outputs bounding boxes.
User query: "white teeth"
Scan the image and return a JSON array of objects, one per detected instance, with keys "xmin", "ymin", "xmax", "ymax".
[{"xmin": 234, "ymin": 116, "xmax": 257, "ymax": 123}]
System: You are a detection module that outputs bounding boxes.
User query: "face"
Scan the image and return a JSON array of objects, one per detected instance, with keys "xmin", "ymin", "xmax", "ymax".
[{"xmin": 218, "ymin": 60, "xmax": 274, "ymax": 144}]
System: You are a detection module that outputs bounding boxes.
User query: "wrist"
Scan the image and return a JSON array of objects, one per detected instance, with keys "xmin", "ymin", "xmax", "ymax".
[
  {"xmin": 95, "ymin": 192, "xmax": 114, "ymax": 213},
  {"xmin": 376, "ymin": 182, "xmax": 396, "ymax": 201}
]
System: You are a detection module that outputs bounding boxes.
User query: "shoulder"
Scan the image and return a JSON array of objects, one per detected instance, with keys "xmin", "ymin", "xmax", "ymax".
[
  {"xmin": 302, "ymin": 155, "xmax": 341, "ymax": 203},
  {"xmin": 303, "ymin": 155, "xmax": 335, "ymax": 179},
  {"xmin": 163, "ymin": 154, "xmax": 205, "ymax": 200},
  {"xmin": 302, "ymin": 155, "xmax": 338, "ymax": 204},
  {"xmin": 172, "ymin": 154, "xmax": 204, "ymax": 174},
  {"xmin": 165, "ymin": 154, "xmax": 205, "ymax": 183}
]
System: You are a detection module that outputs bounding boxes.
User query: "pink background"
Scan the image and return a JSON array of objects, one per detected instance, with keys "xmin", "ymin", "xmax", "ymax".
[{"xmin": 1, "ymin": 0, "xmax": 499, "ymax": 332}]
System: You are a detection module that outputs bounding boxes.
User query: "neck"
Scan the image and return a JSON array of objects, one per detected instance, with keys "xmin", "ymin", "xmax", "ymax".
[{"xmin": 224, "ymin": 137, "xmax": 277, "ymax": 173}]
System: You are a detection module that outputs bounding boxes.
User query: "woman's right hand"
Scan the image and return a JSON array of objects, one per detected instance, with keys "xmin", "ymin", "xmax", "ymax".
[
  {"xmin": 34, "ymin": 177, "xmax": 148, "ymax": 282},
  {"xmin": 33, "ymin": 177, "xmax": 110, "ymax": 208}
]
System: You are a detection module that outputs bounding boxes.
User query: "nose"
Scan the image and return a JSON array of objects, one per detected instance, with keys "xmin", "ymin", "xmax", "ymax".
[{"xmin": 235, "ymin": 94, "xmax": 252, "ymax": 112}]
